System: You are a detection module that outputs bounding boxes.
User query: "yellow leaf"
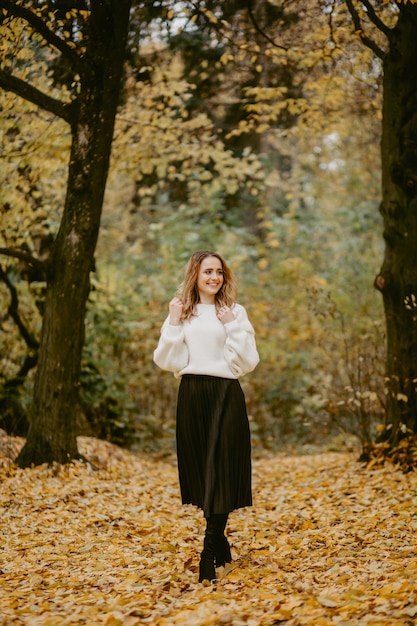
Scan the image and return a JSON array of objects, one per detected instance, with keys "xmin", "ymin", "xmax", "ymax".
[{"xmin": 397, "ymin": 393, "xmax": 408, "ymax": 402}]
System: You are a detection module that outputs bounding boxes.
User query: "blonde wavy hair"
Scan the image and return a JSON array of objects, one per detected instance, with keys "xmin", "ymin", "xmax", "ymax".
[{"xmin": 177, "ymin": 250, "xmax": 238, "ymax": 321}]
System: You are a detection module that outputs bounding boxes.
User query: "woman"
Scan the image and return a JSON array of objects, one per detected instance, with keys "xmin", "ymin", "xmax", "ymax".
[{"xmin": 153, "ymin": 250, "xmax": 259, "ymax": 583}]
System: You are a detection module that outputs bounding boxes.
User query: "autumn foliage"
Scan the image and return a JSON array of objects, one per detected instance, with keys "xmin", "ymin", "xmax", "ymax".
[
  {"xmin": 1, "ymin": 0, "xmax": 417, "ymax": 468},
  {"xmin": 0, "ymin": 1, "xmax": 385, "ymax": 459}
]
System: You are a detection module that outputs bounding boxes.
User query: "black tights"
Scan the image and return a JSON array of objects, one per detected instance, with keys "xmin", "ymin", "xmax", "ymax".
[{"xmin": 205, "ymin": 513, "xmax": 228, "ymax": 538}]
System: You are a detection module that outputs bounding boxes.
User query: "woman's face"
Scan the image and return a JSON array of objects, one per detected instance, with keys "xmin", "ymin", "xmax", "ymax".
[{"xmin": 197, "ymin": 256, "xmax": 224, "ymax": 303}]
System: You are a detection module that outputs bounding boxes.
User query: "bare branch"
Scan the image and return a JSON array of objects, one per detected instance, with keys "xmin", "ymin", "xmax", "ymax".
[
  {"xmin": 345, "ymin": 0, "xmax": 386, "ymax": 60},
  {"xmin": 247, "ymin": 0, "xmax": 288, "ymax": 51},
  {"xmin": 0, "ymin": 266, "xmax": 40, "ymax": 351},
  {"xmin": 361, "ymin": 0, "xmax": 392, "ymax": 39},
  {"xmin": 326, "ymin": 0, "xmax": 341, "ymax": 70},
  {"xmin": 0, "ymin": 69, "xmax": 76, "ymax": 124},
  {"xmin": 0, "ymin": 0, "xmax": 81, "ymax": 67},
  {"xmin": 0, "ymin": 247, "xmax": 47, "ymax": 274}
]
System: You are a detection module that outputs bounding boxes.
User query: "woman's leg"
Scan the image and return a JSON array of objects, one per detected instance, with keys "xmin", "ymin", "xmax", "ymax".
[
  {"xmin": 199, "ymin": 513, "xmax": 231, "ymax": 582},
  {"xmin": 211, "ymin": 513, "xmax": 231, "ymax": 567}
]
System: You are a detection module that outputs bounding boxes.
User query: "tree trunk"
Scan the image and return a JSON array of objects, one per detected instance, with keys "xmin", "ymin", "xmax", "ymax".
[
  {"xmin": 16, "ymin": 1, "xmax": 132, "ymax": 467},
  {"xmin": 375, "ymin": 4, "xmax": 417, "ymax": 444}
]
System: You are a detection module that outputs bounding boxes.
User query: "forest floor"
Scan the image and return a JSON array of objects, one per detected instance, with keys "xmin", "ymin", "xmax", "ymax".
[{"xmin": 1, "ymin": 432, "xmax": 417, "ymax": 626}]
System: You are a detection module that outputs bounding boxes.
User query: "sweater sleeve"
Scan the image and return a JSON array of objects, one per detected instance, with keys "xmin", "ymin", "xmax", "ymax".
[
  {"xmin": 153, "ymin": 318, "xmax": 189, "ymax": 375},
  {"xmin": 223, "ymin": 304, "xmax": 260, "ymax": 377}
]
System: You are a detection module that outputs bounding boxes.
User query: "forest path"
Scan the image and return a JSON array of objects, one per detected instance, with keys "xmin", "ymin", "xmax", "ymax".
[{"xmin": 1, "ymin": 434, "xmax": 416, "ymax": 626}]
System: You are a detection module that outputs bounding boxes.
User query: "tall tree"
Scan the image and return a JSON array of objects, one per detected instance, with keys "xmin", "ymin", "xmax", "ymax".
[
  {"xmin": 0, "ymin": 0, "xmax": 132, "ymax": 466},
  {"xmin": 343, "ymin": 0, "xmax": 417, "ymax": 452}
]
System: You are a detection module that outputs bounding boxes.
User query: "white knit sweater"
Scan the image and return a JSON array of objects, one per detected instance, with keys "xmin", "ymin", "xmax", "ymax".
[{"xmin": 153, "ymin": 303, "xmax": 259, "ymax": 379}]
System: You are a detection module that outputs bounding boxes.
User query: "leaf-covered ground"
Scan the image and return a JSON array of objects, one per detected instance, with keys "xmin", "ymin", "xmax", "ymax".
[{"xmin": 1, "ymin": 432, "xmax": 417, "ymax": 626}]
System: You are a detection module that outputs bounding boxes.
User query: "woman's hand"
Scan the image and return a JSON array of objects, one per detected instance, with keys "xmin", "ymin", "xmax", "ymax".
[
  {"xmin": 169, "ymin": 297, "xmax": 183, "ymax": 325},
  {"xmin": 217, "ymin": 306, "xmax": 235, "ymax": 324}
]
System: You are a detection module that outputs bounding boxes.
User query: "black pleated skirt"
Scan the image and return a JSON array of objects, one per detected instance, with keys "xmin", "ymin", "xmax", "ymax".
[{"xmin": 176, "ymin": 374, "xmax": 252, "ymax": 517}]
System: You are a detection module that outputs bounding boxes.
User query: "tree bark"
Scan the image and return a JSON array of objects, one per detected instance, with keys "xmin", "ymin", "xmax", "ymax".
[
  {"xmin": 16, "ymin": 1, "xmax": 132, "ymax": 467},
  {"xmin": 375, "ymin": 4, "xmax": 417, "ymax": 444}
]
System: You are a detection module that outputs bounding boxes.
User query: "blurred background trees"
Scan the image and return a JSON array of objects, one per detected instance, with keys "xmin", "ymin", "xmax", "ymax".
[{"xmin": 1, "ymin": 0, "xmax": 399, "ymax": 460}]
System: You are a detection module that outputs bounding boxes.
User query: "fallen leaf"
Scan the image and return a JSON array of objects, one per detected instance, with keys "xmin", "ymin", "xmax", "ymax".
[{"xmin": 1, "ymin": 434, "xmax": 417, "ymax": 625}]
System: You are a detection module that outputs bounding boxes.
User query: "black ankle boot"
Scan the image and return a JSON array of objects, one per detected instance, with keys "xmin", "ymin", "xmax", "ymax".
[
  {"xmin": 215, "ymin": 535, "xmax": 232, "ymax": 568},
  {"xmin": 208, "ymin": 513, "xmax": 232, "ymax": 568},
  {"xmin": 199, "ymin": 549, "xmax": 216, "ymax": 583},
  {"xmin": 199, "ymin": 515, "xmax": 221, "ymax": 583}
]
